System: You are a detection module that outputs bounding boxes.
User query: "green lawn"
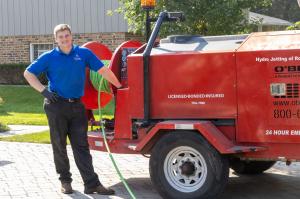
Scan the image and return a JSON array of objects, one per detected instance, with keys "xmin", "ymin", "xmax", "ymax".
[
  {"xmin": 0, "ymin": 130, "xmax": 73, "ymax": 144},
  {"xmin": 0, "ymin": 85, "xmax": 49, "ymax": 142},
  {"xmin": 0, "ymin": 130, "xmax": 51, "ymax": 143},
  {"xmin": 0, "ymin": 85, "xmax": 114, "ymax": 125},
  {"xmin": 0, "ymin": 85, "xmax": 113, "ymax": 143},
  {"xmin": 0, "ymin": 85, "xmax": 47, "ymax": 125}
]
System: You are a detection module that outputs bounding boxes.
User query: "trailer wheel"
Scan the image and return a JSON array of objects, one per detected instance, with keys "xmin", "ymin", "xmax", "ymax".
[
  {"xmin": 230, "ymin": 158, "xmax": 276, "ymax": 174},
  {"xmin": 149, "ymin": 132, "xmax": 229, "ymax": 199}
]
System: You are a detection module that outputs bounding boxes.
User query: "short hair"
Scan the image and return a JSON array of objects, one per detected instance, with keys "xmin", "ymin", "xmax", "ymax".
[{"xmin": 53, "ymin": 24, "xmax": 71, "ymax": 37}]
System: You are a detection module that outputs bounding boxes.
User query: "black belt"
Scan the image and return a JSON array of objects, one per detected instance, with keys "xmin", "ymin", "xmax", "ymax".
[{"xmin": 58, "ymin": 97, "xmax": 81, "ymax": 103}]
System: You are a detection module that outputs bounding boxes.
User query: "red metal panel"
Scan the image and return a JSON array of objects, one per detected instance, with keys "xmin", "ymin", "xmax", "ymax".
[
  {"xmin": 135, "ymin": 121, "xmax": 263, "ymax": 154},
  {"xmin": 114, "ymin": 89, "xmax": 132, "ymax": 139},
  {"xmin": 236, "ymin": 49, "xmax": 300, "ymax": 143},
  {"xmin": 88, "ymin": 132, "xmax": 140, "ymax": 154},
  {"xmin": 149, "ymin": 52, "xmax": 237, "ymax": 119},
  {"xmin": 128, "ymin": 52, "xmax": 237, "ymax": 119},
  {"xmin": 240, "ymin": 143, "xmax": 300, "ymax": 160},
  {"xmin": 216, "ymin": 126, "xmax": 236, "ymax": 141},
  {"xmin": 127, "ymin": 56, "xmax": 144, "ymax": 118},
  {"xmin": 135, "ymin": 122, "xmax": 175, "ymax": 151}
]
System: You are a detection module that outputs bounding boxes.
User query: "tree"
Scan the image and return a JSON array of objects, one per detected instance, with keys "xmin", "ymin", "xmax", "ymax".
[{"xmin": 117, "ymin": 0, "xmax": 271, "ymax": 37}]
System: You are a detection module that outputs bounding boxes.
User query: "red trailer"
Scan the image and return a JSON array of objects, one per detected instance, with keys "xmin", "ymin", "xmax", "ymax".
[{"xmin": 83, "ymin": 12, "xmax": 300, "ymax": 199}]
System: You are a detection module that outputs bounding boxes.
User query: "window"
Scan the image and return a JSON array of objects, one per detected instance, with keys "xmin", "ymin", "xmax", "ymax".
[
  {"xmin": 270, "ymin": 83, "xmax": 286, "ymax": 97},
  {"xmin": 30, "ymin": 43, "xmax": 54, "ymax": 62}
]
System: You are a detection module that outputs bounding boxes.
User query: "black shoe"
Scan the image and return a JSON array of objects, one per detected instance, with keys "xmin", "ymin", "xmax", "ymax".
[
  {"xmin": 84, "ymin": 185, "xmax": 115, "ymax": 195},
  {"xmin": 61, "ymin": 182, "xmax": 73, "ymax": 194}
]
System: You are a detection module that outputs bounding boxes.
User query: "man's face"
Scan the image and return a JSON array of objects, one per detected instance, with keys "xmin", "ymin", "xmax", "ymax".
[{"xmin": 55, "ymin": 30, "xmax": 72, "ymax": 49}]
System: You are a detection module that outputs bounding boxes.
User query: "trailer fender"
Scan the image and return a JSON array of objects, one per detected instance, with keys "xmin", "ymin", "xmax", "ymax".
[{"xmin": 135, "ymin": 120, "xmax": 265, "ymax": 154}]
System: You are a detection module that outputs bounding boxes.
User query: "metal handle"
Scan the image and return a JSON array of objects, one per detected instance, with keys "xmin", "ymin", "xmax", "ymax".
[{"xmin": 166, "ymin": 12, "xmax": 185, "ymax": 22}]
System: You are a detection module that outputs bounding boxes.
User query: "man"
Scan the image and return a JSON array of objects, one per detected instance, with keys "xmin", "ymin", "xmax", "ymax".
[{"xmin": 24, "ymin": 24, "xmax": 121, "ymax": 195}]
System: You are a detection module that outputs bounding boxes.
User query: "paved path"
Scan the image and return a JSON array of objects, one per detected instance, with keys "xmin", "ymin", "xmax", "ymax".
[
  {"xmin": 0, "ymin": 125, "xmax": 49, "ymax": 137},
  {"xmin": 1, "ymin": 141, "xmax": 300, "ymax": 199}
]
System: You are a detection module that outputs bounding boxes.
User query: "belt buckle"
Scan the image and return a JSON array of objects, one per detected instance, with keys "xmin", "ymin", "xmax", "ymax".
[{"xmin": 68, "ymin": 99, "xmax": 75, "ymax": 103}]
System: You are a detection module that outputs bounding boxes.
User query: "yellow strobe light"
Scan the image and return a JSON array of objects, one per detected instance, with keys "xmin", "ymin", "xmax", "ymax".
[{"xmin": 141, "ymin": 0, "xmax": 156, "ymax": 9}]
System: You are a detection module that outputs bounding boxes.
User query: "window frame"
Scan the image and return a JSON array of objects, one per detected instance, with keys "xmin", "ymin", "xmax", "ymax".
[{"xmin": 29, "ymin": 43, "xmax": 55, "ymax": 62}]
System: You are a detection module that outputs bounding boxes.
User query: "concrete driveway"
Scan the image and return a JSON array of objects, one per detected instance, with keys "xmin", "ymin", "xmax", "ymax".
[{"xmin": 0, "ymin": 141, "xmax": 299, "ymax": 199}]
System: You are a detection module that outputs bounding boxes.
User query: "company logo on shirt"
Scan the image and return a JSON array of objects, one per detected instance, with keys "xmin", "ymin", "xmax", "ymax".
[{"xmin": 74, "ymin": 54, "xmax": 82, "ymax": 61}]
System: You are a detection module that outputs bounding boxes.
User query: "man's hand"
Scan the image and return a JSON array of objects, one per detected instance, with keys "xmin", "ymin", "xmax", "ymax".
[
  {"xmin": 41, "ymin": 89, "xmax": 58, "ymax": 103},
  {"xmin": 98, "ymin": 67, "xmax": 122, "ymax": 88}
]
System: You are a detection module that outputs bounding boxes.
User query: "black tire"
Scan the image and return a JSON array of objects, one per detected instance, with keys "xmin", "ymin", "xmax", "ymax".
[
  {"xmin": 149, "ymin": 132, "xmax": 229, "ymax": 199},
  {"xmin": 230, "ymin": 158, "xmax": 276, "ymax": 174}
]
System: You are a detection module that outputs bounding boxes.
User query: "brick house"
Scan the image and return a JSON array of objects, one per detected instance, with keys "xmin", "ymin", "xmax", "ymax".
[{"xmin": 0, "ymin": 0, "xmax": 141, "ymax": 64}]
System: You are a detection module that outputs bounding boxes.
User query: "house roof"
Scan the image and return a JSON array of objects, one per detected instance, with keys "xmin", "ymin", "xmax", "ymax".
[{"xmin": 249, "ymin": 11, "xmax": 292, "ymax": 26}]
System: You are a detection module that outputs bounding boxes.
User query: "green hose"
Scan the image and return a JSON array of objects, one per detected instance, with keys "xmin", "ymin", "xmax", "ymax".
[
  {"xmin": 97, "ymin": 78, "xmax": 136, "ymax": 199},
  {"xmin": 91, "ymin": 59, "xmax": 115, "ymax": 115},
  {"xmin": 90, "ymin": 60, "xmax": 111, "ymax": 93}
]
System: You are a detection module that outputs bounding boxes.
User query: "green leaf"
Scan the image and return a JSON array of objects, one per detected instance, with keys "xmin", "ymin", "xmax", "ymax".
[{"xmin": 117, "ymin": 0, "xmax": 272, "ymax": 36}]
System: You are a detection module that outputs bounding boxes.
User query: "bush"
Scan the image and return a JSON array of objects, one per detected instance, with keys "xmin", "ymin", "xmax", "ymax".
[
  {"xmin": 0, "ymin": 122, "xmax": 9, "ymax": 132},
  {"xmin": 286, "ymin": 21, "xmax": 300, "ymax": 30},
  {"xmin": 0, "ymin": 63, "xmax": 47, "ymax": 85}
]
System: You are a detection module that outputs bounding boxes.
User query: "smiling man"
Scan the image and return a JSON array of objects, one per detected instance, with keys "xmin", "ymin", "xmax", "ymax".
[{"xmin": 24, "ymin": 24, "xmax": 121, "ymax": 195}]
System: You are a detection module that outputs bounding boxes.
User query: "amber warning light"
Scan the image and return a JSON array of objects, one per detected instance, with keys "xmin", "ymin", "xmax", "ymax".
[{"xmin": 141, "ymin": 0, "xmax": 156, "ymax": 9}]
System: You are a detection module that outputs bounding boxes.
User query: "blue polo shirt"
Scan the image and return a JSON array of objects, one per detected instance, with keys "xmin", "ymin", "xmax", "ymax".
[{"xmin": 26, "ymin": 45, "xmax": 103, "ymax": 98}]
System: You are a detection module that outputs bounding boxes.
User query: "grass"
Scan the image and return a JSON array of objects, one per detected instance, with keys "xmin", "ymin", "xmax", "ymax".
[
  {"xmin": 0, "ymin": 85, "xmax": 47, "ymax": 125},
  {"xmin": 0, "ymin": 130, "xmax": 51, "ymax": 144},
  {"xmin": 0, "ymin": 85, "xmax": 49, "ymax": 143},
  {"xmin": 0, "ymin": 130, "xmax": 72, "ymax": 144},
  {"xmin": 0, "ymin": 85, "xmax": 113, "ymax": 143},
  {"xmin": 0, "ymin": 85, "xmax": 114, "ymax": 125}
]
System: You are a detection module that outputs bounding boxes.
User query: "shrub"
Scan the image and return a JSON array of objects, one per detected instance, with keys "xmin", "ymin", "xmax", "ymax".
[
  {"xmin": 0, "ymin": 63, "xmax": 47, "ymax": 85},
  {"xmin": 286, "ymin": 21, "xmax": 300, "ymax": 30},
  {"xmin": 0, "ymin": 122, "xmax": 9, "ymax": 132}
]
